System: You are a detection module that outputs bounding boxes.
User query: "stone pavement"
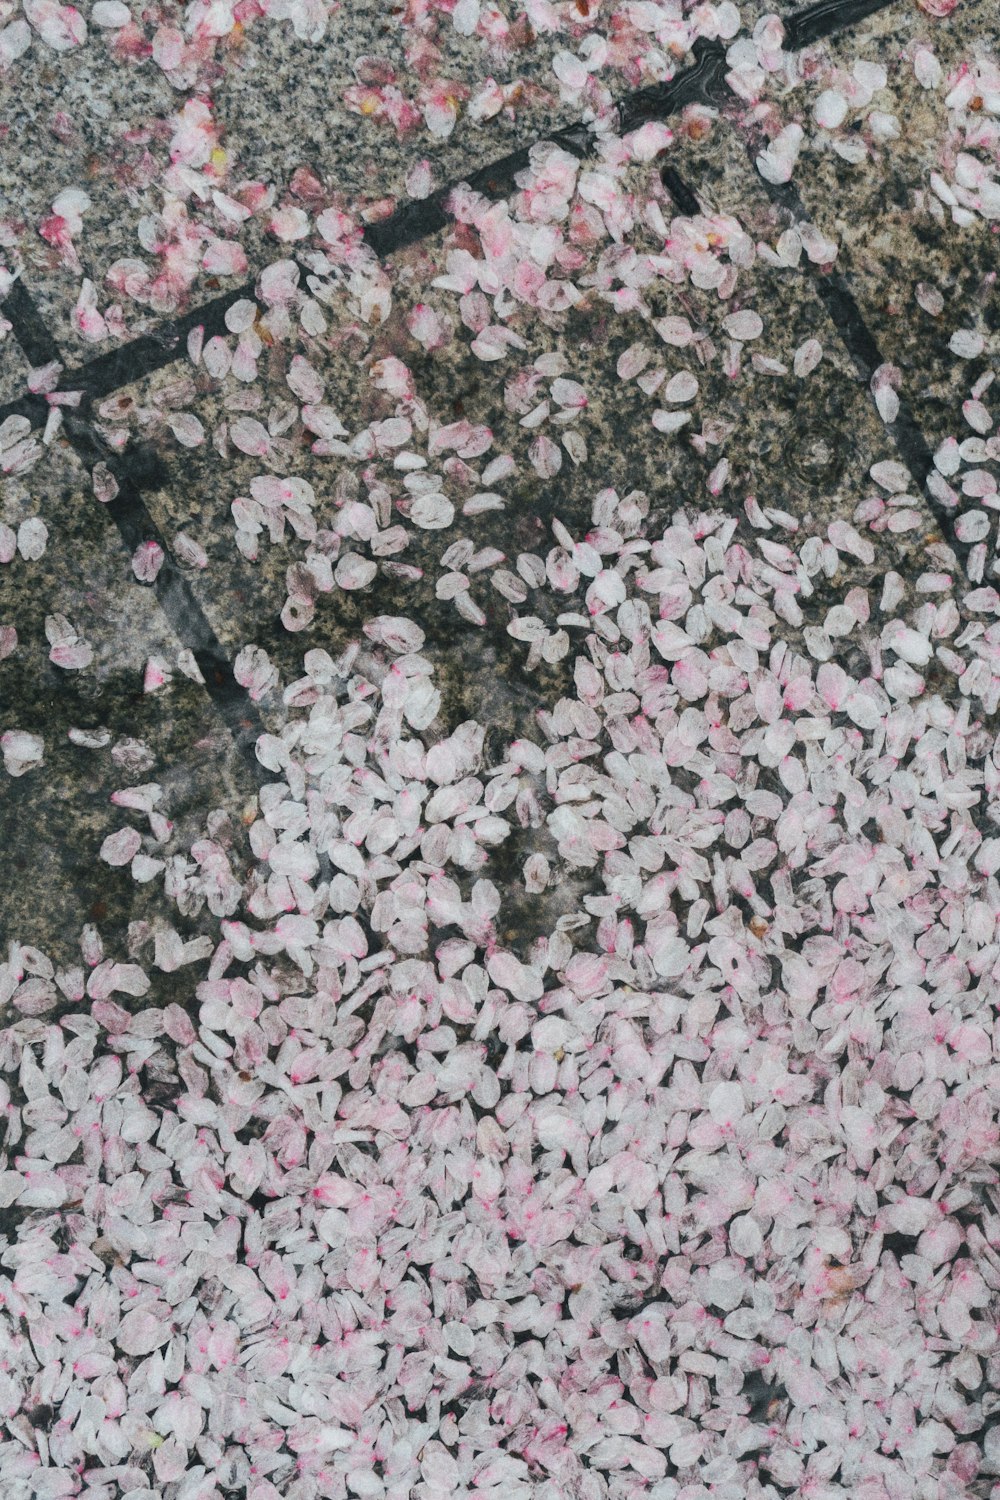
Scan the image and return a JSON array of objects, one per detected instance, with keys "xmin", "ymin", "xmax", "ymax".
[
  {"xmin": 2, "ymin": 0, "xmax": 993, "ymax": 967},
  {"xmin": 1, "ymin": 0, "xmax": 1000, "ymax": 1492}
]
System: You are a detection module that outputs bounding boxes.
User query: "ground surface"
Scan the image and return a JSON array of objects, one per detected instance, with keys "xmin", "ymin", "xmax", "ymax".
[{"xmin": 1, "ymin": 0, "xmax": 1000, "ymax": 1497}]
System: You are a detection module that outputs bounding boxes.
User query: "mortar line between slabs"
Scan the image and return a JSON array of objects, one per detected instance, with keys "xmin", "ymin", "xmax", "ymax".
[
  {"xmin": 623, "ymin": 20, "xmax": 973, "ymax": 576},
  {"xmin": 639, "ymin": 34, "xmax": 999, "ymax": 848},
  {"xmin": 2, "ymin": 284, "xmax": 269, "ymax": 782},
  {"xmin": 727, "ymin": 149, "xmax": 1000, "ymax": 818},
  {"xmin": 738, "ymin": 169, "xmax": 966, "ymax": 558},
  {"xmin": 713, "ymin": 127, "xmax": 995, "ymax": 844}
]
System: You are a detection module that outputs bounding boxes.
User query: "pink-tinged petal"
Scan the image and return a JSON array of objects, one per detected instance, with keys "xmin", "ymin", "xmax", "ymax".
[
  {"xmin": 23, "ymin": 0, "xmax": 86, "ymax": 50},
  {"xmin": 117, "ymin": 1305, "xmax": 172, "ymax": 1356},
  {"xmin": 100, "ymin": 827, "xmax": 142, "ymax": 866},
  {"xmin": 132, "ymin": 540, "xmax": 165, "ymax": 583},
  {"xmin": 2, "ymin": 728, "xmax": 44, "ymax": 775}
]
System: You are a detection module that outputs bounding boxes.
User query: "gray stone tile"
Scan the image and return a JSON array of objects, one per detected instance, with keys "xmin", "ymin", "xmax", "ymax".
[{"xmin": 0, "ymin": 440, "xmax": 258, "ymax": 965}]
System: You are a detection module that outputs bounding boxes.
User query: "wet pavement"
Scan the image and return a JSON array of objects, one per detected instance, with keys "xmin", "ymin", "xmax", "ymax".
[{"xmin": 5, "ymin": 0, "xmax": 991, "ymax": 965}]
